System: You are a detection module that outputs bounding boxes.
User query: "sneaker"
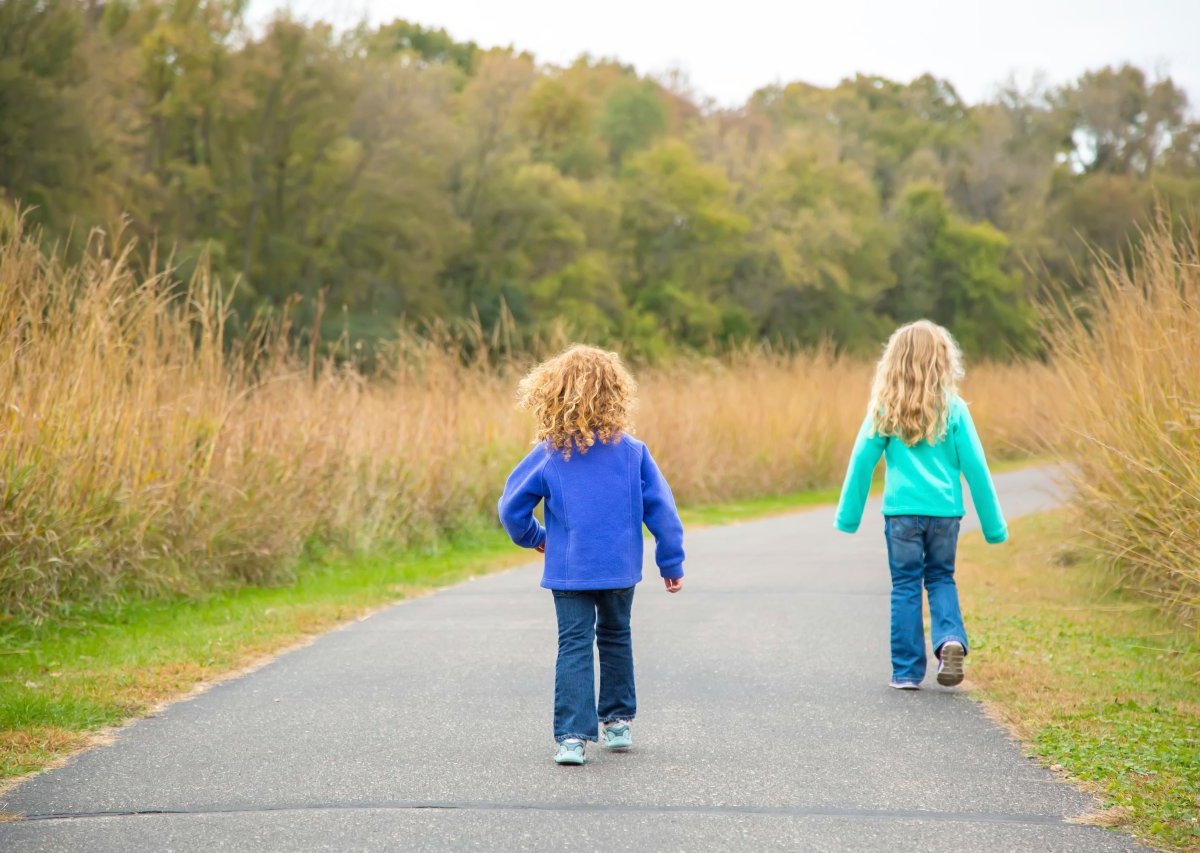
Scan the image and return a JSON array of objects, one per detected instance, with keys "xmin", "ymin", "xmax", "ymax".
[
  {"xmin": 602, "ymin": 721, "xmax": 632, "ymax": 750},
  {"xmin": 554, "ymin": 739, "xmax": 586, "ymax": 765},
  {"xmin": 937, "ymin": 641, "xmax": 965, "ymax": 686},
  {"xmin": 889, "ymin": 679, "xmax": 921, "ymax": 690}
]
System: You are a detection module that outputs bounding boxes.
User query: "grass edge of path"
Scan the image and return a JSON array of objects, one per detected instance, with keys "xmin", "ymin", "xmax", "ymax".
[{"xmin": 958, "ymin": 512, "xmax": 1200, "ymax": 851}]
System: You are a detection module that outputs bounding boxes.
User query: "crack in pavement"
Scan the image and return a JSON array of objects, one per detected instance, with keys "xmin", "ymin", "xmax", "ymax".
[{"xmin": 17, "ymin": 800, "xmax": 1073, "ymax": 826}]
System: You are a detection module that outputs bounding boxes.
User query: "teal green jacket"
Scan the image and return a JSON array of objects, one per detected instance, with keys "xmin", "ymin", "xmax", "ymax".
[{"xmin": 835, "ymin": 396, "xmax": 1008, "ymax": 544}]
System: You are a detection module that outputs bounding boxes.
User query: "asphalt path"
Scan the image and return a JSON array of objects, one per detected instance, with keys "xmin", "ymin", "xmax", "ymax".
[{"xmin": 0, "ymin": 466, "xmax": 1141, "ymax": 851}]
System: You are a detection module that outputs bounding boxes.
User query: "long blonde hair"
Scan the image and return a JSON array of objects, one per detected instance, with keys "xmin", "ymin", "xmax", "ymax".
[
  {"xmin": 868, "ymin": 320, "xmax": 964, "ymax": 446},
  {"xmin": 517, "ymin": 345, "xmax": 636, "ymax": 457}
]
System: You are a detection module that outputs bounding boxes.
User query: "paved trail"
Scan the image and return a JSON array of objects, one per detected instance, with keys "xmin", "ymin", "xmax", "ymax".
[{"xmin": 1, "ymin": 467, "xmax": 1140, "ymax": 852}]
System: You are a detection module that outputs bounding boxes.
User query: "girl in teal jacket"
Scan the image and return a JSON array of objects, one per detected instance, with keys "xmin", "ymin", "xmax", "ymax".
[{"xmin": 835, "ymin": 320, "xmax": 1007, "ymax": 689}]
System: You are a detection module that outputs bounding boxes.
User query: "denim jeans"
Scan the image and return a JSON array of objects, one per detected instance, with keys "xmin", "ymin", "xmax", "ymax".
[
  {"xmin": 551, "ymin": 587, "xmax": 636, "ymax": 742},
  {"xmin": 883, "ymin": 515, "xmax": 968, "ymax": 683}
]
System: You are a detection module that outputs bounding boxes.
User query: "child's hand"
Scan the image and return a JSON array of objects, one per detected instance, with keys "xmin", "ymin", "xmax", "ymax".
[
  {"xmin": 663, "ymin": 577, "xmax": 683, "ymax": 593},
  {"xmin": 535, "ymin": 543, "xmax": 546, "ymax": 553}
]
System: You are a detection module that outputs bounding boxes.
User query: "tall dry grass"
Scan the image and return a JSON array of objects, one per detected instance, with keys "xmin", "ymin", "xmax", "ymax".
[
  {"xmin": 637, "ymin": 350, "xmax": 1062, "ymax": 505},
  {"xmin": 0, "ymin": 222, "xmax": 529, "ymax": 616},
  {"xmin": 1050, "ymin": 221, "xmax": 1200, "ymax": 625},
  {"xmin": 0, "ymin": 220, "xmax": 1060, "ymax": 618}
]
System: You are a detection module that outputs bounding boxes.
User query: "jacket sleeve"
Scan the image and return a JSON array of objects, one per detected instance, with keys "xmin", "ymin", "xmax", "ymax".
[
  {"xmin": 640, "ymin": 444, "xmax": 685, "ymax": 578},
  {"xmin": 953, "ymin": 403, "xmax": 1008, "ymax": 544},
  {"xmin": 497, "ymin": 446, "xmax": 549, "ymax": 549},
  {"xmin": 835, "ymin": 414, "xmax": 887, "ymax": 533}
]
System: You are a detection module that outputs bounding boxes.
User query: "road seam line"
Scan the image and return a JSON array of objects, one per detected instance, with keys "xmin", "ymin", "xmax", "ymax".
[{"xmin": 15, "ymin": 800, "xmax": 1073, "ymax": 826}]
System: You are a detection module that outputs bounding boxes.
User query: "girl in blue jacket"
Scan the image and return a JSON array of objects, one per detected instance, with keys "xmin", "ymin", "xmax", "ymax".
[
  {"xmin": 499, "ymin": 345, "xmax": 685, "ymax": 766},
  {"xmin": 836, "ymin": 321, "xmax": 1007, "ymax": 691}
]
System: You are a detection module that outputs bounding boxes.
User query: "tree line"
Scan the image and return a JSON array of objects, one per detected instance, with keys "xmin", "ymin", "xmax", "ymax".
[{"xmin": 3, "ymin": 0, "xmax": 1199, "ymax": 358}]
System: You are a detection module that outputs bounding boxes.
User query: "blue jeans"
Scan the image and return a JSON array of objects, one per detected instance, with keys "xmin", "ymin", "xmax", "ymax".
[
  {"xmin": 883, "ymin": 515, "xmax": 968, "ymax": 683},
  {"xmin": 551, "ymin": 587, "xmax": 636, "ymax": 742}
]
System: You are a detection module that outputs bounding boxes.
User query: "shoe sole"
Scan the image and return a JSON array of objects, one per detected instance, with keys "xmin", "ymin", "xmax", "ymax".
[
  {"xmin": 938, "ymin": 643, "xmax": 965, "ymax": 686},
  {"xmin": 604, "ymin": 739, "xmax": 632, "ymax": 751},
  {"xmin": 890, "ymin": 682, "xmax": 920, "ymax": 690},
  {"xmin": 555, "ymin": 754, "xmax": 585, "ymax": 766}
]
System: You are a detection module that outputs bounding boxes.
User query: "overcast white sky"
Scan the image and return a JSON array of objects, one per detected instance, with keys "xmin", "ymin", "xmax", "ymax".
[{"xmin": 249, "ymin": 0, "xmax": 1200, "ymax": 109}]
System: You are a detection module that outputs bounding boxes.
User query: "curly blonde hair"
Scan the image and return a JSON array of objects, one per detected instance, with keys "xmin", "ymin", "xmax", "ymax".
[
  {"xmin": 517, "ymin": 345, "xmax": 636, "ymax": 457},
  {"xmin": 868, "ymin": 320, "xmax": 964, "ymax": 446}
]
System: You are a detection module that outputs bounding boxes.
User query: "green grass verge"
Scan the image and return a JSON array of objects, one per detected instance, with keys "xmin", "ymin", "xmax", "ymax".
[
  {"xmin": 0, "ymin": 486, "xmax": 840, "ymax": 787},
  {"xmin": 959, "ymin": 512, "xmax": 1200, "ymax": 851}
]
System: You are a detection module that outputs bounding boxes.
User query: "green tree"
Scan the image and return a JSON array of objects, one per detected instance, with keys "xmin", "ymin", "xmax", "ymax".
[
  {"xmin": 217, "ymin": 19, "xmax": 357, "ymax": 305},
  {"xmin": 364, "ymin": 19, "xmax": 477, "ymax": 74},
  {"xmin": 1057, "ymin": 65, "xmax": 1188, "ymax": 176},
  {"xmin": 620, "ymin": 140, "xmax": 750, "ymax": 346},
  {"xmin": 733, "ymin": 134, "xmax": 893, "ymax": 346},
  {"xmin": 599, "ymin": 80, "xmax": 667, "ymax": 165},
  {"xmin": 444, "ymin": 51, "xmax": 538, "ymax": 317},
  {"xmin": 885, "ymin": 185, "xmax": 1036, "ymax": 357},
  {"xmin": 301, "ymin": 53, "xmax": 465, "ymax": 320},
  {"xmin": 0, "ymin": 0, "xmax": 91, "ymax": 224}
]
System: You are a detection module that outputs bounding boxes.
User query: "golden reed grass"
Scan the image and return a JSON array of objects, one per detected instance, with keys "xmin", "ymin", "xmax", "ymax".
[
  {"xmin": 0, "ymin": 220, "xmax": 1060, "ymax": 618},
  {"xmin": 1050, "ymin": 220, "xmax": 1200, "ymax": 626}
]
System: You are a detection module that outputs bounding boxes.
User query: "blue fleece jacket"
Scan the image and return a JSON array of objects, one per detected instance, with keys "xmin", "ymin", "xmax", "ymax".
[{"xmin": 497, "ymin": 434, "xmax": 685, "ymax": 590}]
